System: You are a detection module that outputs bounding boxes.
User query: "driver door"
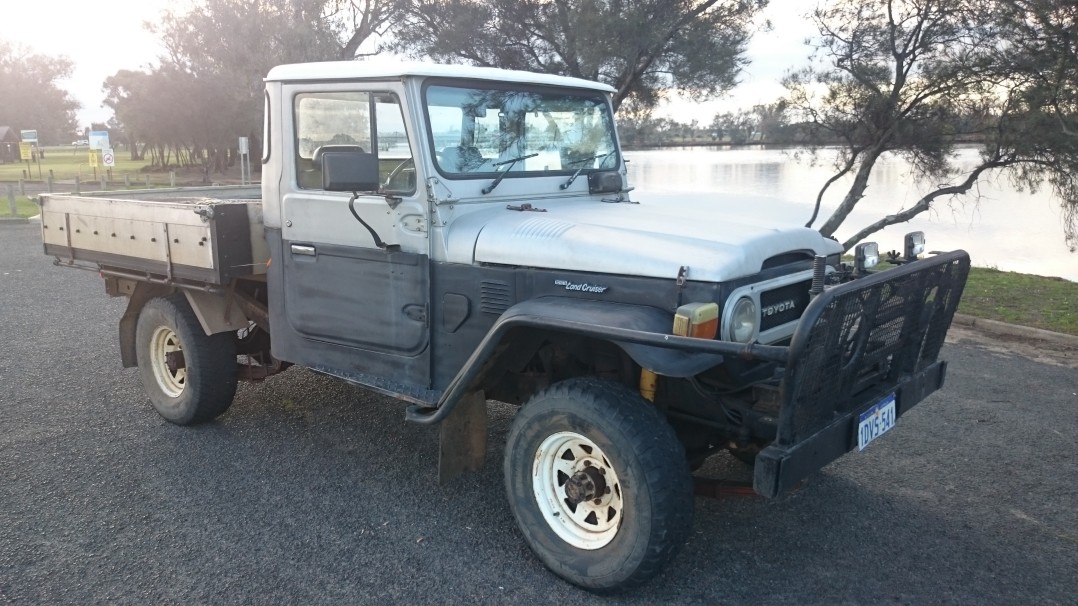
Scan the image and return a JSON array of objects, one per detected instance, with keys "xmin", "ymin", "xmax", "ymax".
[{"xmin": 275, "ymin": 84, "xmax": 430, "ymax": 386}]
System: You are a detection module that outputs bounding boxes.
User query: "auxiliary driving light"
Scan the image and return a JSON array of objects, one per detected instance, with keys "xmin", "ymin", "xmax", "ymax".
[
  {"xmin": 854, "ymin": 242, "xmax": 879, "ymax": 275},
  {"xmin": 904, "ymin": 231, "xmax": 926, "ymax": 261}
]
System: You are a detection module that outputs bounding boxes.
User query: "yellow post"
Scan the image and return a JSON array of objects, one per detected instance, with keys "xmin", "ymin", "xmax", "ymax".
[{"xmin": 639, "ymin": 369, "xmax": 658, "ymax": 402}]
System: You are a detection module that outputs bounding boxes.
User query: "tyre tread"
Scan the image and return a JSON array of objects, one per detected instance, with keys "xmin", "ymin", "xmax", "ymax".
[
  {"xmin": 506, "ymin": 377, "xmax": 693, "ymax": 591},
  {"xmin": 137, "ymin": 295, "xmax": 237, "ymax": 424}
]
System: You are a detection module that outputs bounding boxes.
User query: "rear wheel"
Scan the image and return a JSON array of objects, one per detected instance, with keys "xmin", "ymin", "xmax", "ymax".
[
  {"xmin": 504, "ymin": 378, "xmax": 693, "ymax": 591},
  {"xmin": 135, "ymin": 295, "xmax": 237, "ymax": 424}
]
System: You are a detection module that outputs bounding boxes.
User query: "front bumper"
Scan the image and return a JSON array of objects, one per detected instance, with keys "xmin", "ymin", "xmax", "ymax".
[
  {"xmin": 752, "ymin": 250, "xmax": 970, "ymax": 497},
  {"xmin": 753, "ymin": 360, "xmax": 947, "ymax": 497}
]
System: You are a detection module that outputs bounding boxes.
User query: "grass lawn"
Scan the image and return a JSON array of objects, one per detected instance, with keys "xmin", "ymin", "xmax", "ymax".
[
  {"xmin": 1, "ymin": 196, "xmax": 40, "ymax": 218},
  {"xmin": 959, "ymin": 267, "xmax": 1078, "ymax": 336},
  {"xmin": 0, "ymin": 145, "xmax": 152, "ymax": 183}
]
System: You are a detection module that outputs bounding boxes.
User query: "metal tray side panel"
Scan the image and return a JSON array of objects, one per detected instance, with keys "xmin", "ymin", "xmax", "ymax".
[{"xmin": 39, "ymin": 192, "xmax": 262, "ymax": 283}]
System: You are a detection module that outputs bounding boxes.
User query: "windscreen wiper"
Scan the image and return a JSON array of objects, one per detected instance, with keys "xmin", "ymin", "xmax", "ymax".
[
  {"xmin": 481, "ymin": 153, "xmax": 539, "ymax": 195},
  {"xmin": 560, "ymin": 150, "xmax": 617, "ymax": 190}
]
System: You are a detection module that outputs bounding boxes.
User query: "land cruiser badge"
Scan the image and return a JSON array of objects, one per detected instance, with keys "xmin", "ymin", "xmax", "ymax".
[{"xmin": 554, "ymin": 279, "xmax": 608, "ymax": 294}]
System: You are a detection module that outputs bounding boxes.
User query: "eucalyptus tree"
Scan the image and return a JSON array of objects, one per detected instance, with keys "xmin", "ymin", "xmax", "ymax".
[
  {"xmin": 0, "ymin": 39, "xmax": 79, "ymax": 144},
  {"xmin": 787, "ymin": 0, "xmax": 1078, "ymax": 252},
  {"xmin": 391, "ymin": 0, "xmax": 768, "ymax": 111}
]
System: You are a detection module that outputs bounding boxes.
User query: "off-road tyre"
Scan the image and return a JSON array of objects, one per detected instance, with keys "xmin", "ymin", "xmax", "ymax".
[
  {"xmin": 504, "ymin": 377, "xmax": 693, "ymax": 592},
  {"xmin": 135, "ymin": 295, "xmax": 238, "ymax": 425}
]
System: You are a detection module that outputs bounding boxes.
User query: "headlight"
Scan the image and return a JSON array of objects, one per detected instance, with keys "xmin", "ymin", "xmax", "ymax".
[{"xmin": 728, "ymin": 297, "xmax": 757, "ymax": 343}]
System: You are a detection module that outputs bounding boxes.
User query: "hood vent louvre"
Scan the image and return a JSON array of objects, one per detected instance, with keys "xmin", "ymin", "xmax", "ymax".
[{"xmin": 480, "ymin": 280, "xmax": 513, "ymax": 314}]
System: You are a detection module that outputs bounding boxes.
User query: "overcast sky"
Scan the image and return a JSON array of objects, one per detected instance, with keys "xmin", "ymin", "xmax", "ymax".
[{"xmin": 3, "ymin": 0, "xmax": 818, "ymax": 127}]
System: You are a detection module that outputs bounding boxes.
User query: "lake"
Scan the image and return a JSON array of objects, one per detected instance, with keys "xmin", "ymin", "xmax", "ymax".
[{"xmin": 624, "ymin": 146, "xmax": 1077, "ymax": 282}]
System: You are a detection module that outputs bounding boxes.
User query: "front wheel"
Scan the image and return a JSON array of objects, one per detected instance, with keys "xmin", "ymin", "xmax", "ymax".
[
  {"xmin": 504, "ymin": 378, "xmax": 693, "ymax": 591},
  {"xmin": 135, "ymin": 295, "xmax": 237, "ymax": 425}
]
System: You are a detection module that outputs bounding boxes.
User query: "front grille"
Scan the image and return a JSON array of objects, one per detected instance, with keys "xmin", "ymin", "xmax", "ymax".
[{"xmin": 759, "ymin": 280, "xmax": 811, "ymax": 332}]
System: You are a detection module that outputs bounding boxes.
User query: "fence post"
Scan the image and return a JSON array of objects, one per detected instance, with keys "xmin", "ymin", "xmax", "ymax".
[
  {"xmin": 74, "ymin": 176, "xmax": 81, "ymax": 195},
  {"xmin": 47, "ymin": 170, "xmax": 54, "ymax": 193},
  {"xmin": 6, "ymin": 184, "xmax": 16, "ymax": 216},
  {"xmin": 18, "ymin": 179, "xmax": 25, "ymax": 196},
  {"xmin": 100, "ymin": 177, "xmax": 106, "ymax": 192},
  {"xmin": 124, "ymin": 174, "xmax": 130, "ymax": 188},
  {"xmin": 169, "ymin": 171, "xmax": 176, "ymax": 187}
]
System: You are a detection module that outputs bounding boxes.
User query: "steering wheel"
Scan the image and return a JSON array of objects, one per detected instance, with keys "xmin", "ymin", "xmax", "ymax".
[{"xmin": 384, "ymin": 158, "xmax": 415, "ymax": 189}]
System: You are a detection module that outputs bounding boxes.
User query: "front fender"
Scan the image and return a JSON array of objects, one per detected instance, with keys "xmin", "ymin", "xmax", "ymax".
[{"xmin": 407, "ymin": 296, "xmax": 787, "ymax": 424}]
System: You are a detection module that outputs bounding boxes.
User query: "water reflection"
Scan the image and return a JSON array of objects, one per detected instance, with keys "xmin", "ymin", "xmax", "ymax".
[{"xmin": 625, "ymin": 147, "xmax": 1076, "ymax": 281}]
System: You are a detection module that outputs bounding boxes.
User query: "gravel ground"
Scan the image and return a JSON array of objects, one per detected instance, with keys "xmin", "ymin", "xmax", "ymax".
[{"xmin": 1, "ymin": 222, "xmax": 1075, "ymax": 605}]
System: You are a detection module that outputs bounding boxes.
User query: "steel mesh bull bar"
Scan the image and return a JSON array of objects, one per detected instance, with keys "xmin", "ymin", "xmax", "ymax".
[{"xmin": 754, "ymin": 250, "xmax": 971, "ymax": 497}]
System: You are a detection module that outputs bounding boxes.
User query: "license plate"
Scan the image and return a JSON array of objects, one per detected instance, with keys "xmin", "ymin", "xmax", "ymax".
[{"xmin": 857, "ymin": 394, "xmax": 897, "ymax": 451}]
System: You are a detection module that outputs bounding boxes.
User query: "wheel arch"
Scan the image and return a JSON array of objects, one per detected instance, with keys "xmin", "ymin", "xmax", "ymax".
[
  {"xmin": 408, "ymin": 297, "xmax": 726, "ymax": 424},
  {"xmin": 119, "ymin": 283, "xmax": 249, "ymax": 368}
]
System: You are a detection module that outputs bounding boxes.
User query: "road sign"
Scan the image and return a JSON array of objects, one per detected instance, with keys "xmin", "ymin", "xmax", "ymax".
[
  {"xmin": 89, "ymin": 150, "xmax": 99, "ymax": 168},
  {"xmin": 19, "ymin": 142, "xmax": 33, "ymax": 161},
  {"xmin": 89, "ymin": 130, "xmax": 110, "ymax": 150},
  {"xmin": 102, "ymin": 149, "xmax": 115, "ymax": 167},
  {"xmin": 238, "ymin": 136, "xmax": 249, "ymax": 154},
  {"xmin": 20, "ymin": 130, "xmax": 38, "ymax": 143}
]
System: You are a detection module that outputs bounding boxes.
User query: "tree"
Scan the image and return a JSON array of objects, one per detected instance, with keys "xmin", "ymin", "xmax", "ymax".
[
  {"xmin": 391, "ymin": 0, "xmax": 767, "ymax": 111},
  {"xmin": 0, "ymin": 39, "xmax": 79, "ymax": 144},
  {"xmin": 787, "ymin": 0, "xmax": 1078, "ymax": 252}
]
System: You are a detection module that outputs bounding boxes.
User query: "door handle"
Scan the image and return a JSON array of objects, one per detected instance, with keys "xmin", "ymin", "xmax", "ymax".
[{"xmin": 290, "ymin": 244, "xmax": 316, "ymax": 256}]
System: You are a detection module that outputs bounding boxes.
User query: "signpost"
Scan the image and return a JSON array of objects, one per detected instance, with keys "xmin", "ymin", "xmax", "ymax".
[
  {"xmin": 102, "ymin": 149, "xmax": 115, "ymax": 167},
  {"xmin": 19, "ymin": 131, "xmax": 41, "ymax": 179},
  {"xmin": 19, "ymin": 142, "xmax": 32, "ymax": 176},
  {"xmin": 238, "ymin": 136, "xmax": 251, "ymax": 185}
]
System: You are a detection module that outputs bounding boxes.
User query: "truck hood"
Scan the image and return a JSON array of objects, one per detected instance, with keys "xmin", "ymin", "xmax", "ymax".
[{"xmin": 448, "ymin": 199, "xmax": 843, "ymax": 282}]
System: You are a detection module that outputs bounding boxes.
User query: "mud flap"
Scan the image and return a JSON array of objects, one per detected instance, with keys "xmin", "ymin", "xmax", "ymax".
[{"xmin": 438, "ymin": 390, "xmax": 488, "ymax": 484}]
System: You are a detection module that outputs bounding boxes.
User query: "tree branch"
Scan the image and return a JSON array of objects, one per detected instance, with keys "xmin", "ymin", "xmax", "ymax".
[{"xmin": 840, "ymin": 159, "xmax": 1012, "ymax": 249}]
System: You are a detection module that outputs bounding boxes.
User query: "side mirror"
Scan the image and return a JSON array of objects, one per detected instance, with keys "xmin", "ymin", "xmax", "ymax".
[
  {"xmin": 321, "ymin": 150, "xmax": 380, "ymax": 192},
  {"xmin": 588, "ymin": 170, "xmax": 624, "ymax": 194}
]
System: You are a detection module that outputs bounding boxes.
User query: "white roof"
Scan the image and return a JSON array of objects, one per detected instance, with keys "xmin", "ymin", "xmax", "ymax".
[{"xmin": 265, "ymin": 60, "xmax": 616, "ymax": 93}]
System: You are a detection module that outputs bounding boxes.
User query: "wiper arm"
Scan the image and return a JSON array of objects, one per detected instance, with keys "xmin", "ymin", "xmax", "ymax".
[
  {"xmin": 560, "ymin": 150, "xmax": 617, "ymax": 190},
  {"xmin": 481, "ymin": 153, "xmax": 539, "ymax": 195}
]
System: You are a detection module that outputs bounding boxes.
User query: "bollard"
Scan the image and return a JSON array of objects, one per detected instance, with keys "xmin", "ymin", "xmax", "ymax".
[
  {"xmin": 145, "ymin": 175, "xmax": 150, "ymax": 187},
  {"xmin": 100, "ymin": 178, "xmax": 106, "ymax": 191},
  {"xmin": 75, "ymin": 176, "xmax": 81, "ymax": 195},
  {"xmin": 47, "ymin": 173, "xmax": 54, "ymax": 193},
  {"xmin": 124, "ymin": 174, "xmax": 130, "ymax": 188},
  {"xmin": 18, "ymin": 179, "xmax": 25, "ymax": 197},
  {"xmin": 6, "ymin": 184, "xmax": 16, "ymax": 216},
  {"xmin": 170, "ymin": 171, "xmax": 176, "ymax": 187}
]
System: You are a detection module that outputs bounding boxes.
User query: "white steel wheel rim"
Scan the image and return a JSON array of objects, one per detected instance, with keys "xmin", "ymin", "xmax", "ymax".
[
  {"xmin": 532, "ymin": 431, "xmax": 624, "ymax": 550},
  {"xmin": 149, "ymin": 326, "xmax": 186, "ymax": 398}
]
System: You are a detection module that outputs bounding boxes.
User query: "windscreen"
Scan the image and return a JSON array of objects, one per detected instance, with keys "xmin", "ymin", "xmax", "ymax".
[{"xmin": 424, "ymin": 83, "xmax": 618, "ymax": 177}]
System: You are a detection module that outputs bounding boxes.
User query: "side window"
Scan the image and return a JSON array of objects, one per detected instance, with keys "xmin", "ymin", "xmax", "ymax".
[
  {"xmin": 293, "ymin": 91, "xmax": 415, "ymax": 193},
  {"xmin": 261, "ymin": 92, "xmax": 271, "ymax": 164},
  {"xmin": 374, "ymin": 95, "xmax": 415, "ymax": 193},
  {"xmin": 294, "ymin": 91, "xmax": 372, "ymax": 190}
]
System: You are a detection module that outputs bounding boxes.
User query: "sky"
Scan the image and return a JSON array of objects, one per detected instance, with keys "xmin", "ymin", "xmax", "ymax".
[{"xmin": 2, "ymin": 0, "xmax": 819, "ymax": 128}]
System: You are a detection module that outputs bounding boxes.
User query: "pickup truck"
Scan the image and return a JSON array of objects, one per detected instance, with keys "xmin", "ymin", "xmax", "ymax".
[{"xmin": 40, "ymin": 60, "xmax": 970, "ymax": 591}]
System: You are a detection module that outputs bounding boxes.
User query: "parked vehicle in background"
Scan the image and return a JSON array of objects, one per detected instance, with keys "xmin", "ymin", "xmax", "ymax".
[{"xmin": 39, "ymin": 60, "xmax": 970, "ymax": 591}]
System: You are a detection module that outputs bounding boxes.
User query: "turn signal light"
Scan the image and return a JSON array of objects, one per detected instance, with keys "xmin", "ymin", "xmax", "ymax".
[{"xmin": 673, "ymin": 302, "xmax": 719, "ymax": 339}]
